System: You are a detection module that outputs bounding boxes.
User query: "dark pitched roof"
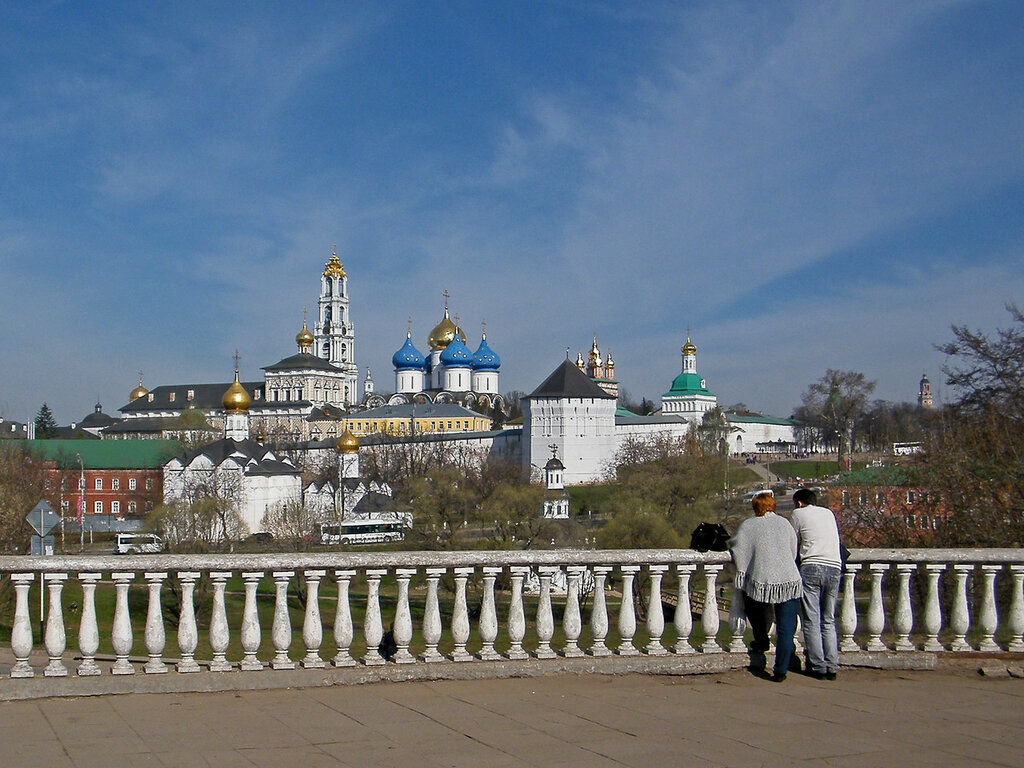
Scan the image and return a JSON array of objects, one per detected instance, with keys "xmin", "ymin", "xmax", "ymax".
[
  {"xmin": 263, "ymin": 353, "xmax": 341, "ymax": 373},
  {"xmin": 527, "ymin": 359, "xmax": 615, "ymax": 400},
  {"xmin": 121, "ymin": 382, "xmax": 264, "ymax": 413}
]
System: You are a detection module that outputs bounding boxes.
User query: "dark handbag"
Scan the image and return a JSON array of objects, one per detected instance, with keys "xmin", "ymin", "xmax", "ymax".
[{"xmin": 690, "ymin": 522, "xmax": 730, "ymax": 552}]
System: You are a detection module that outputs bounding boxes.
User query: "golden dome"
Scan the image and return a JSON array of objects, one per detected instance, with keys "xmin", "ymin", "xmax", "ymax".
[
  {"xmin": 336, "ymin": 426, "xmax": 359, "ymax": 454},
  {"xmin": 129, "ymin": 375, "xmax": 149, "ymax": 402},
  {"xmin": 428, "ymin": 306, "xmax": 463, "ymax": 350},
  {"xmin": 222, "ymin": 370, "xmax": 252, "ymax": 413},
  {"xmin": 682, "ymin": 336, "xmax": 697, "ymax": 356},
  {"xmin": 322, "ymin": 247, "xmax": 346, "ymax": 278},
  {"xmin": 296, "ymin": 319, "xmax": 314, "ymax": 351}
]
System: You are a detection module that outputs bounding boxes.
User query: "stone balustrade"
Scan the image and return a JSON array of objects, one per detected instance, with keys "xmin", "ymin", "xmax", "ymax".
[{"xmin": 1, "ymin": 548, "xmax": 1022, "ymax": 689}]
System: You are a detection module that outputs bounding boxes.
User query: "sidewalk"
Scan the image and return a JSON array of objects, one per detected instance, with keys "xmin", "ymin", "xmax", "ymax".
[{"xmin": 1, "ymin": 665, "xmax": 1021, "ymax": 767}]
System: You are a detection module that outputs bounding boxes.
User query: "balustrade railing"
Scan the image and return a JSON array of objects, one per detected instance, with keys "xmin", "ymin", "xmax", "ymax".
[{"xmin": 1, "ymin": 549, "xmax": 1022, "ymax": 686}]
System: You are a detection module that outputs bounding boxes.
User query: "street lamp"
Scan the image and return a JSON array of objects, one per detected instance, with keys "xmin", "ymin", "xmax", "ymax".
[{"xmin": 76, "ymin": 453, "xmax": 85, "ymax": 552}]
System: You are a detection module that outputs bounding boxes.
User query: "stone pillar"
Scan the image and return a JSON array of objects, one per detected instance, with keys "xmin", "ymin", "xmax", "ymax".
[
  {"xmin": 978, "ymin": 564, "xmax": 1000, "ymax": 652},
  {"xmin": 43, "ymin": 573, "xmax": 68, "ymax": 677},
  {"xmin": 588, "ymin": 565, "xmax": 612, "ymax": 657},
  {"xmin": 507, "ymin": 566, "xmax": 529, "ymax": 660},
  {"xmin": 240, "ymin": 572, "xmax": 265, "ymax": 671},
  {"xmin": 728, "ymin": 585, "xmax": 747, "ymax": 654},
  {"xmin": 700, "ymin": 564, "xmax": 724, "ymax": 653},
  {"xmin": 176, "ymin": 572, "xmax": 201, "ymax": 673},
  {"xmin": 143, "ymin": 572, "xmax": 168, "ymax": 674},
  {"xmin": 838, "ymin": 564, "xmax": 861, "ymax": 652},
  {"xmin": 1006, "ymin": 565, "xmax": 1024, "ymax": 653},
  {"xmin": 535, "ymin": 566, "xmax": 557, "ymax": 659},
  {"xmin": 920, "ymin": 563, "xmax": 945, "ymax": 652},
  {"xmin": 949, "ymin": 564, "xmax": 972, "ymax": 652},
  {"xmin": 562, "ymin": 566, "xmax": 585, "ymax": 658},
  {"xmin": 77, "ymin": 573, "xmax": 102, "ymax": 676},
  {"xmin": 645, "ymin": 565, "xmax": 668, "ymax": 655},
  {"xmin": 363, "ymin": 569, "xmax": 387, "ymax": 665},
  {"xmin": 451, "ymin": 567, "xmax": 474, "ymax": 662},
  {"xmin": 893, "ymin": 564, "xmax": 915, "ymax": 651},
  {"xmin": 421, "ymin": 568, "xmax": 445, "ymax": 663},
  {"xmin": 616, "ymin": 565, "xmax": 640, "ymax": 656},
  {"xmin": 10, "ymin": 574, "xmax": 34, "ymax": 678},
  {"xmin": 478, "ymin": 566, "xmax": 502, "ymax": 661},
  {"xmin": 392, "ymin": 568, "xmax": 416, "ymax": 664},
  {"xmin": 674, "ymin": 564, "xmax": 695, "ymax": 654},
  {"xmin": 332, "ymin": 569, "xmax": 357, "ymax": 667},
  {"xmin": 301, "ymin": 570, "xmax": 327, "ymax": 668},
  {"xmin": 111, "ymin": 572, "xmax": 136, "ymax": 675},
  {"xmin": 864, "ymin": 564, "xmax": 888, "ymax": 652},
  {"xmin": 270, "ymin": 571, "xmax": 296, "ymax": 670},
  {"xmin": 208, "ymin": 571, "xmax": 232, "ymax": 671}
]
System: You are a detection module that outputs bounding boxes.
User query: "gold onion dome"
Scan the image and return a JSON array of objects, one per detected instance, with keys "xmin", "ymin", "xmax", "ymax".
[
  {"xmin": 322, "ymin": 247, "xmax": 346, "ymax": 278},
  {"xmin": 296, "ymin": 320, "xmax": 314, "ymax": 349},
  {"xmin": 428, "ymin": 307, "xmax": 464, "ymax": 350},
  {"xmin": 682, "ymin": 337, "xmax": 697, "ymax": 356},
  {"xmin": 336, "ymin": 427, "xmax": 360, "ymax": 454},
  {"xmin": 129, "ymin": 377, "xmax": 149, "ymax": 402},
  {"xmin": 222, "ymin": 371, "xmax": 252, "ymax": 413}
]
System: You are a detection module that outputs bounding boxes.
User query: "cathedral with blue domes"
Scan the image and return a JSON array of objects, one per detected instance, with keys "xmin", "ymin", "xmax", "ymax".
[{"xmin": 365, "ymin": 292, "xmax": 506, "ymax": 414}]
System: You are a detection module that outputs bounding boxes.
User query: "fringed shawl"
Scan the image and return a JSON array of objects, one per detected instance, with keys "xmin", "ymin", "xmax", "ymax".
[{"xmin": 729, "ymin": 513, "xmax": 802, "ymax": 604}]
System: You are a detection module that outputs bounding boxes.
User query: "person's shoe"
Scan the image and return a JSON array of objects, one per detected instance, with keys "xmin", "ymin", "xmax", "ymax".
[
  {"xmin": 806, "ymin": 670, "xmax": 826, "ymax": 680},
  {"xmin": 770, "ymin": 672, "xmax": 787, "ymax": 683},
  {"xmin": 825, "ymin": 671, "xmax": 837, "ymax": 681}
]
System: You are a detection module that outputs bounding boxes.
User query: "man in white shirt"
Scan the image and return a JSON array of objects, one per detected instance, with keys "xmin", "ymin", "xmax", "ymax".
[{"xmin": 790, "ymin": 488, "xmax": 842, "ymax": 680}]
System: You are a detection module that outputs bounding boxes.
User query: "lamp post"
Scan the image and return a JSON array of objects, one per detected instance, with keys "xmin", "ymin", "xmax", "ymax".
[{"xmin": 76, "ymin": 452, "xmax": 85, "ymax": 552}]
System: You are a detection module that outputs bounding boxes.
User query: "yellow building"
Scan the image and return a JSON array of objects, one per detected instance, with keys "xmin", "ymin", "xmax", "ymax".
[{"xmin": 343, "ymin": 403, "xmax": 491, "ymax": 437}]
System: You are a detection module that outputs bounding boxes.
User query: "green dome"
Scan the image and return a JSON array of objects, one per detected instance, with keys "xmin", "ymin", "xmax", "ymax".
[{"xmin": 664, "ymin": 372, "xmax": 711, "ymax": 397}]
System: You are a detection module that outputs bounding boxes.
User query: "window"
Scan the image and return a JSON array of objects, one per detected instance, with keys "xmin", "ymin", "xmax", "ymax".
[
  {"xmin": 128, "ymin": 501, "xmax": 136, "ymax": 514},
  {"xmin": 111, "ymin": 501, "xmax": 120, "ymax": 515},
  {"xmin": 876, "ymin": 492, "xmax": 885, "ymax": 506},
  {"xmin": 94, "ymin": 478, "xmax": 103, "ymax": 490},
  {"xmin": 169, "ymin": 392, "xmax": 176, "ymax": 402},
  {"xmin": 842, "ymin": 490, "xmax": 850, "ymax": 505},
  {"xmin": 112, "ymin": 478, "xmax": 120, "ymax": 490},
  {"xmin": 94, "ymin": 501, "xmax": 103, "ymax": 514},
  {"xmin": 858, "ymin": 491, "xmax": 867, "ymax": 505},
  {"xmin": 129, "ymin": 478, "xmax": 137, "ymax": 491},
  {"xmin": 906, "ymin": 490, "xmax": 916, "ymax": 504},
  {"xmin": 146, "ymin": 478, "xmax": 153, "ymax": 490},
  {"xmin": 61, "ymin": 501, "xmax": 69, "ymax": 514}
]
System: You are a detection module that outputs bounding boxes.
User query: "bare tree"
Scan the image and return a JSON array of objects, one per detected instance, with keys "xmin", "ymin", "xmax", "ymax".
[{"xmin": 799, "ymin": 370, "xmax": 876, "ymax": 469}]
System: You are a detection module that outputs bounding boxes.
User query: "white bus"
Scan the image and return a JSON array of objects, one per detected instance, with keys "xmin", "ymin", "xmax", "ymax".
[
  {"xmin": 114, "ymin": 533, "xmax": 163, "ymax": 554},
  {"xmin": 319, "ymin": 519, "xmax": 405, "ymax": 546}
]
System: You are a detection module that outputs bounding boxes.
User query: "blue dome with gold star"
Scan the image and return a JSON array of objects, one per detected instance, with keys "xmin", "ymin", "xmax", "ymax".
[
  {"xmin": 439, "ymin": 334, "xmax": 473, "ymax": 367},
  {"xmin": 392, "ymin": 332, "xmax": 425, "ymax": 371},
  {"xmin": 472, "ymin": 334, "xmax": 501, "ymax": 371}
]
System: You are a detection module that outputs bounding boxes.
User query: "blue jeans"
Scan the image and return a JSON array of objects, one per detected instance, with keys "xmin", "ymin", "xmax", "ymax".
[
  {"xmin": 743, "ymin": 594, "xmax": 801, "ymax": 677},
  {"xmin": 800, "ymin": 564, "xmax": 841, "ymax": 674}
]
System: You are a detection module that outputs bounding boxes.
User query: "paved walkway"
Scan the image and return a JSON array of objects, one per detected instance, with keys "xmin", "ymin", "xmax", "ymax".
[{"xmin": 1, "ymin": 665, "xmax": 1022, "ymax": 767}]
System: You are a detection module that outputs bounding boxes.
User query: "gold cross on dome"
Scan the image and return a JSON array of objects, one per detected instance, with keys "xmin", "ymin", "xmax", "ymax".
[
  {"xmin": 233, "ymin": 349, "xmax": 241, "ymax": 373},
  {"xmin": 549, "ymin": 444, "xmax": 558, "ymax": 458}
]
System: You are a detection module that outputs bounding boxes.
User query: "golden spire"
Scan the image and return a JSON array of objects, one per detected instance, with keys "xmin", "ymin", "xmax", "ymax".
[{"xmin": 322, "ymin": 244, "xmax": 346, "ymax": 278}]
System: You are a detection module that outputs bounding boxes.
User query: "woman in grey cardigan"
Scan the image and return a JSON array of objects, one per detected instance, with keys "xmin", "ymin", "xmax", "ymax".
[{"xmin": 729, "ymin": 492, "xmax": 803, "ymax": 682}]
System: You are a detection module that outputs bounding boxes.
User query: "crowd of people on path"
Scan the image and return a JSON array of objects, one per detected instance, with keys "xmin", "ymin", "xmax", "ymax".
[{"xmin": 728, "ymin": 487, "xmax": 843, "ymax": 682}]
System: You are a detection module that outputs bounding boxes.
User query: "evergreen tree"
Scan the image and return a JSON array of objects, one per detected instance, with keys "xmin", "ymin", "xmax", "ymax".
[{"xmin": 34, "ymin": 402, "xmax": 58, "ymax": 439}]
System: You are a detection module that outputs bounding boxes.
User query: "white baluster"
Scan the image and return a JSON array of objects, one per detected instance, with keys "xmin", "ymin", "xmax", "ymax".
[
  {"xmin": 978, "ymin": 564, "xmax": 1000, "ymax": 652},
  {"xmin": 507, "ymin": 566, "xmax": 528, "ymax": 660},
  {"xmin": 1007, "ymin": 565, "xmax": 1024, "ymax": 653},
  {"xmin": 208, "ymin": 571, "xmax": 232, "ymax": 671},
  {"xmin": 111, "ymin": 572, "xmax": 135, "ymax": 675},
  {"xmin": 143, "ymin": 572, "xmax": 168, "ymax": 674},
  {"xmin": 588, "ymin": 565, "xmax": 611, "ymax": 657},
  {"xmin": 451, "ymin": 566, "xmax": 473, "ymax": 661},
  {"xmin": 77, "ymin": 573, "xmax": 102, "ymax": 676},
  {"xmin": 920, "ymin": 563, "xmax": 944, "ymax": 652},
  {"xmin": 421, "ymin": 567, "xmax": 445, "ymax": 663},
  {"xmin": 176, "ymin": 572, "xmax": 201, "ymax": 673},
  {"xmin": 332, "ymin": 569, "xmax": 356, "ymax": 667},
  {"xmin": 616, "ymin": 565, "xmax": 640, "ymax": 656},
  {"xmin": 42, "ymin": 573, "xmax": 68, "ymax": 677},
  {"xmin": 728, "ymin": 585, "xmax": 747, "ymax": 654},
  {"xmin": 240, "ymin": 571, "xmax": 264, "ymax": 671},
  {"xmin": 392, "ymin": 568, "xmax": 416, "ymax": 664},
  {"xmin": 271, "ymin": 571, "xmax": 296, "ymax": 669},
  {"xmin": 302, "ymin": 570, "xmax": 326, "ymax": 668},
  {"xmin": 535, "ymin": 566, "xmax": 557, "ymax": 659},
  {"xmin": 562, "ymin": 565, "xmax": 585, "ymax": 658},
  {"xmin": 949, "ymin": 564, "xmax": 972, "ymax": 652},
  {"xmin": 839, "ymin": 564, "xmax": 861, "ymax": 652},
  {"xmin": 10, "ymin": 574, "xmax": 34, "ymax": 678},
  {"xmin": 793, "ymin": 613, "xmax": 804, "ymax": 655},
  {"xmin": 893, "ymin": 564, "xmax": 915, "ymax": 651},
  {"xmin": 478, "ymin": 566, "xmax": 501, "ymax": 660},
  {"xmin": 700, "ymin": 564, "xmax": 724, "ymax": 653},
  {"xmin": 865, "ymin": 564, "xmax": 888, "ymax": 651},
  {"xmin": 645, "ymin": 565, "xmax": 668, "ymax": 655},
  {"xmin": 363, "ymin": 569, "xmax": 387, "ymax": 665},
  {"xmin": 674, "ymin": 564, "xmax": 695, "ymax": 654}
]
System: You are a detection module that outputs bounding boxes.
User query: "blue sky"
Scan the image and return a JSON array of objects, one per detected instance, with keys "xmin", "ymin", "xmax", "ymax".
[{"xmin": 1, "ymin": 1, "xmax": 1022, "ymax": 424}]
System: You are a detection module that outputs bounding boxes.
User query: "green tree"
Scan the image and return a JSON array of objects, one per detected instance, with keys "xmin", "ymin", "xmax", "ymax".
[{"xmin": 34, "ymin": 402, "xmax": 58, "ymax": 439}]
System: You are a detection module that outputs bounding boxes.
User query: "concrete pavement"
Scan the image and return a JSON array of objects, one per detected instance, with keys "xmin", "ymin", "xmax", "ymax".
[{"xmin": 0, "ymin": 664, "xmax": 1021, "ymax": 767}]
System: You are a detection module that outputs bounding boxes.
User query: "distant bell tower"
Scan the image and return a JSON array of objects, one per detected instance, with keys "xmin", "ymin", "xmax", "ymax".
[
  {"xmin": 918, "ymin": 373, "xmax": 933, "ymax": 408},
  {"xmin": 313, "ymin": 245, "xmax": 358, "ymax": 406}
]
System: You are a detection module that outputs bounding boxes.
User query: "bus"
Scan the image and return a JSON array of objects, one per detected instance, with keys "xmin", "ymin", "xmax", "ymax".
[
  {"xmin": 318, "ymin": 518, "xmax": 406, "ymax": 546},
  {"xmin": 114, "ymin": 533, "xmax": 163, "ymax": 554}
]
